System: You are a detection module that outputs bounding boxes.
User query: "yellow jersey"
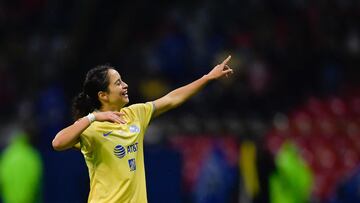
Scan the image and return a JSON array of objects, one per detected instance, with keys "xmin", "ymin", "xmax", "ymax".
[{"xmin": 79, "ymin": 102, "xmax": 154, "ymax": 203}]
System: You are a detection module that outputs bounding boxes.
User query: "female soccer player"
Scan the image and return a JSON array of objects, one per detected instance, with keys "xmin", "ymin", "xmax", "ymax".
[{"xmin": 52, "ymin": 55, "xmax": 233, "ymax": 203}]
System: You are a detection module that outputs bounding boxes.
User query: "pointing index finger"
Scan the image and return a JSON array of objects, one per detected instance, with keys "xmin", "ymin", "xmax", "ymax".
[{"xmin": 222, "ymin": 55, "xmax": 231, "ymax": 65}]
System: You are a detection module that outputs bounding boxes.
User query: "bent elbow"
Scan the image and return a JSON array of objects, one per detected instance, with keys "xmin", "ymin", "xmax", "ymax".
[{"xmin": 52, "ymin": 138, "xmax": 64, "ymax": 151}]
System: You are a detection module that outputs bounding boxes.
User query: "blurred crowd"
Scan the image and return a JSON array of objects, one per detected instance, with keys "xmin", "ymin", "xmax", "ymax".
[{"xmin": 0, "ymin": 0, "xmax": 360, "ymax": 203}]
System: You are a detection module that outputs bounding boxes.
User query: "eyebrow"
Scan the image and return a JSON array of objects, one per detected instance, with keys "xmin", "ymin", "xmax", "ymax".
[{"xmin": 114, "ymin": 78, "xmax": 121, "ymax": 84}]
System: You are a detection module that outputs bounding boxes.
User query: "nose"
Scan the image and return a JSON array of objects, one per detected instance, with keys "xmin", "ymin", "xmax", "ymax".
[{"xmin": 122, "ymin": 81, "xmax": 128, "ymax": 88}]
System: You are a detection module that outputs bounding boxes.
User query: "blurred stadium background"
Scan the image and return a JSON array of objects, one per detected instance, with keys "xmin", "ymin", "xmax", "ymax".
[{"xmin": 0, "ymin": 0, "xmax": 360, "ymax": 203}]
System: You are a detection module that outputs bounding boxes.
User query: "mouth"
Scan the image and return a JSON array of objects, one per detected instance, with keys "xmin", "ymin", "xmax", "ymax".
[{"xmin": 122, "ymin": 90, "xmax": 128, "ymax": 98}]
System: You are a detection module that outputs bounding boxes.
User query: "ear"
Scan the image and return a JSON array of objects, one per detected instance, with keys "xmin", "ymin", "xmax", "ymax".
[{"xmin": 98, "ymin": 91, "xmax": 109, "ymax": 102}]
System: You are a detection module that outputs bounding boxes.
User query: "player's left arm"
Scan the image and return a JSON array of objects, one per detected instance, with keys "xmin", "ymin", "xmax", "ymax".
[{"xmin": 152, "ymin": 55, "xmax": 233, "ymax": 118}]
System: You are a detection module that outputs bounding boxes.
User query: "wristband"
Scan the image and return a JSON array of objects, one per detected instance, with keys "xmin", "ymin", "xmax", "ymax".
[{"xmin": 86, "ymin": 113, "xmax": 96, "ymax": 123}]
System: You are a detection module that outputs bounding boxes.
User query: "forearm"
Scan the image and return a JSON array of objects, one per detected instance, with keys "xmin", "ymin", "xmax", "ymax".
[
  {"xmin": 153, "ymin": 75, "xmax": 212, "ymax": 117},
  {"xmin": 167, "ymin": 75, "xmax": 212, "ymax": 105},
  {"xmin": 52, "ymin": 116, "xmax": 91, "ymax": 151}
]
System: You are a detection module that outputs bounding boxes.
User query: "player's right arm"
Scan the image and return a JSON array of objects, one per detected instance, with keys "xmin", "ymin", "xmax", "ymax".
[{"xmin": 52, "ymin": 111, "xmax": 125, "ymax": 151}]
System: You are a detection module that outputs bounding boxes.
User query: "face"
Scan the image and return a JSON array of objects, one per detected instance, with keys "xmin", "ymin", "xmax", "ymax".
[{"xmin": 103, "ymin": 69, "xmax": 129, "ymax": 107}]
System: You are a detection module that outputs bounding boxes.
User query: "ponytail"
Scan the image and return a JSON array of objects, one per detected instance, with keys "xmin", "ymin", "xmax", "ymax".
[
  {"xmin": 72, "ymin": 92, "xmax": 96, "ymax": 120},
  {"xmin": 71, "ymin": 65, "xmax": 112, "ymax": 120}
]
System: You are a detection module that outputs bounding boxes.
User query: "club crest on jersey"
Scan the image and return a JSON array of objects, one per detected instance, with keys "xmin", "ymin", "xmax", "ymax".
[
  {"xmin": 113, "ymin": 145, "xmax": 126, "ymax": 159},
  {"xmin": 129, "ymin": 125, "xmax": 140, "ymax": 133},
  {"xmin": 128, "ymin": 158, "xmax": 136, "ymax": 171}
]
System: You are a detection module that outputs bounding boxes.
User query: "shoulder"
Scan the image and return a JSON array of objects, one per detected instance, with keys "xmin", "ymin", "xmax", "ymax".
[
  {"xmin": 123, "ymin": 102, "xmax": 154, "ymax": 114},
  {"xmin": 82, "ymin": 121, "xmax": 112, "ymax": 137},
  {"xmin": 126, "ymin": 102, "xmax": 154, "ymax": 109}
]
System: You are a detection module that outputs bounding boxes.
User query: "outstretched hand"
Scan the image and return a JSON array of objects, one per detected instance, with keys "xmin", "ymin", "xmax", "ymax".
[
  {"xmin": 93, "ymin": 111, "xmax": 126, "ymax": 124},
  {"xmin": 205, "ymin": 55, "xmax": 234, "ymax": 80}
]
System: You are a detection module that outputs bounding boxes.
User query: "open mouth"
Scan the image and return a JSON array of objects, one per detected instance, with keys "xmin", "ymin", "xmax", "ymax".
[{"xmin": 122, "ymin": 91, "xmax": 128, "ymax": 97}]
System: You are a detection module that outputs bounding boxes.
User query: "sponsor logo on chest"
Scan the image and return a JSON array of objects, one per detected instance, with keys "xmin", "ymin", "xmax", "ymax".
[
  {"xmin": 113, "ymin": 142, "xmax": 139, "ymax": 172},
  {"xmin": 113, "ymin": 142, "xmax": 139, "ymax": 159}
]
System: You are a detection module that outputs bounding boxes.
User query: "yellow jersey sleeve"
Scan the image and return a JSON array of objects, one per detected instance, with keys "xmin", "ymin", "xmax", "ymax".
[
  {"xmin": 80, "ymin": 127, "xmax": 96, "ymax": 158},
  {"xmin": 73, "ymin": 142, "xmax": 81, "ymax": 150},
  {"xmin": 126, "ymin": 102, "xmax": 154, "ymax": 130}
]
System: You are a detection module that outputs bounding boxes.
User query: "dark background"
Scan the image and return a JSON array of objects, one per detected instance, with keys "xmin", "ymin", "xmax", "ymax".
[{"xmin": 0, "ymin": 0, "xmax": 360, "ymax": 202}]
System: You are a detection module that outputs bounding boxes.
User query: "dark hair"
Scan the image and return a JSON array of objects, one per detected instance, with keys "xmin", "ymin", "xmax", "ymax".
[{"xmin": 72, "ymin": 65, "xmax": 113, "ymax": 120}]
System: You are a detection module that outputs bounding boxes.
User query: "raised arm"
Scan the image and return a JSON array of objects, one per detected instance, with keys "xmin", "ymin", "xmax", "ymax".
[
  {"xmin": 152, "ymin": 55, "xmax": 233, "ymax": 117},
  {"xmin": 52, "ymin": 111, "xmax": 125, "ymax": 151}
]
